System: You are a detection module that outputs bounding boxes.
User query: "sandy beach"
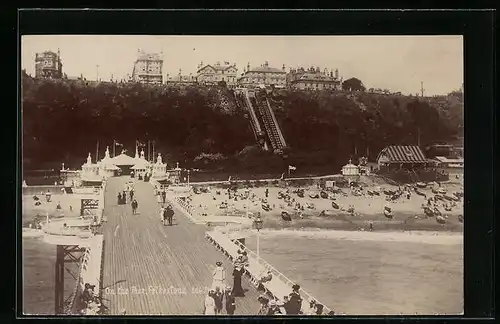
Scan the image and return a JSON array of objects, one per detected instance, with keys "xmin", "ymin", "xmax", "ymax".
[{"xmin": 181, "ymin": 178, "xmax": 464, "ymax": 232}]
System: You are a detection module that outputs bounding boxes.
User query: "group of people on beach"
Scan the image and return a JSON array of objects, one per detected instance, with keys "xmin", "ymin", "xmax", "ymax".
[{"xmin": 117, "ymin": 185, "xmax": 139, "ymax": 215}]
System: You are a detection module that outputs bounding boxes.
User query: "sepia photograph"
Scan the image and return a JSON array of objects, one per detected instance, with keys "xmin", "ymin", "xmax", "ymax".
[{"xmin": 21, "ymin": 35, "xmax": 464, "ymax": 316}]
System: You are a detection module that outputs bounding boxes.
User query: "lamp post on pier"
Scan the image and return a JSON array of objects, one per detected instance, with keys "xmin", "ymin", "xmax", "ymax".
[{"xmin": 253, "ymin": 213, "xmax": 264, "ymax": 262}]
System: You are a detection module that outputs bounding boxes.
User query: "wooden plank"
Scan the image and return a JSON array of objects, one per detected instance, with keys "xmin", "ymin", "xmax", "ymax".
[{"xmin": 101, "ymin": 177, "xmax": 260, "ymax": 315}]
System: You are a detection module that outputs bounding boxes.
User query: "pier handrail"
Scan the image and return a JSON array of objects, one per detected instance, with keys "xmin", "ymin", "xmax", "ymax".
[
  {"xmin": 150, "ymin": 181, "xmax": 334, "ymax": 315},
  {"xmin": 223, "ymin": 229, "xmax": 333, "ymax": 314},
  {"xmin": 78, "ymin": 234, "xmax": 104, "ymax": 315}
]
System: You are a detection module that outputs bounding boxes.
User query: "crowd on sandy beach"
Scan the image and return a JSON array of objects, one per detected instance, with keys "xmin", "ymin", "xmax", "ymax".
[{"xmin": 179, "ymin": 178, "xmax": 464, "ymax": 232}]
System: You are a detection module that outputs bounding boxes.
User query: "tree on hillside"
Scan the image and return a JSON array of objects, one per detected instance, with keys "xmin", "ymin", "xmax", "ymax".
[{"xmin": 342, "ymin": 77, "xmax": 366, "ymax": 92}]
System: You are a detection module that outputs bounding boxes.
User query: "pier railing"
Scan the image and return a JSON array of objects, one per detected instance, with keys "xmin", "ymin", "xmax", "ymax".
[
  {"xmin": 77, "ymin": 234, "xmax": 104, "ymax": 315},
  {"xmin": 226, "ymin": 230, "xmax": 332, "ymax": 314}
]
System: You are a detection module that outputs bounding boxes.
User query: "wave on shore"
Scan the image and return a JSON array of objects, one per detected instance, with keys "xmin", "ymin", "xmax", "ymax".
[{"xmin": 256, "ymin": 228, "xmax": 463, "ymax": 245}]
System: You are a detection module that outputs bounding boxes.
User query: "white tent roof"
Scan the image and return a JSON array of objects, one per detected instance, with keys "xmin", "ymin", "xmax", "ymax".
[
  {"xmin": 131, "ymin": 160, "xmax": 150, "ymax": 169},
  {"xmin": 110, "ymin": 153, "xmax": 138, "ymax": 166}
]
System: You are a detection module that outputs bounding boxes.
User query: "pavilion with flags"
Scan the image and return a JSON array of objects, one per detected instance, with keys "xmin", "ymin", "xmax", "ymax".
[
  {"xmin": 376, "ymin": 145, "xmax": 429, "ymax": 170},
  {"xmin": 130, "ymin": 146, "xmax": 151, "ymax": 178},
  {"xmin": 110, "ymin": 148, "xmax": 138, "ymax": 176}
]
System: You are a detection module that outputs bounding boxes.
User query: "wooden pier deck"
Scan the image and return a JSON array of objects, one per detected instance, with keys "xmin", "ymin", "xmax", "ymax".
[{"xmin": 101, "ymin": 177, "xmax": 260, "ymax": 315}]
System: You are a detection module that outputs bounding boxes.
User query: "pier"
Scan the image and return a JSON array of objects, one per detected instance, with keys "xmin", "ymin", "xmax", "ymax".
[
  {"xmin": 100, "ymin": 177, "xmax": 260, "ymax": 315},
  {"xmin": 41, "ymin": 175, "xmax": 332, "ymax": 315}
]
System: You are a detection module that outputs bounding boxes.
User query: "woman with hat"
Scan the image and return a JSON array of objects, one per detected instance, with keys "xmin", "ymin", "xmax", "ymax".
[
  {"xmin": 231, "ymin": 265, "xmax": 245, "ymax": 297},
  {"xmin": 213, "ymin": 286, "xmax": 224, "ymax": 315},
  {"xmin": 212, "ymin": 261, "xmax": 226, "ymax": 292},
  {"xmin": 257, "ymin": 295, "xmax": 269, "ymax": 315},
  {"xmin": 314, "ymin": 303, "xmax": 324, "ymax": 315},
  {"xmin": 306, "ymin": 299, "xmax": 317, "ymax": 315},
  {"xmin": 224, "ymin": 286, "xmax": 236, "ymax": 315},
  {"xmin": 287, "ymin": 284, "xmax": 303, "ymax": 315},
  {"xmin": 267, "ymin": 299, "xmax": 283, "ymax": 315}
]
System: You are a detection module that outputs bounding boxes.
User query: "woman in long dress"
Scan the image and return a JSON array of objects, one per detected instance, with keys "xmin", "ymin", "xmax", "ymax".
[
  {"xmin": 204, "ymin": 291, "xmax": 216, "ymax": 315},
  {"xmin": 212, "ymin": 261, "xmax": 226, "ymax": 291},
  {"xmin": 232, "ymin": 266, "xmax": 245, "ymax": 297}
]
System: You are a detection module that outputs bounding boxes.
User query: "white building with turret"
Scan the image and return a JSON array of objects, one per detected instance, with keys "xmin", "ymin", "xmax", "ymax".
[
  {"xmin": 131, "ymin": 146, "xmax": 151, "ymax": 178},
  {"xmin": 151, "ymin": 153, "xmax": 167, "ymax": 179}
]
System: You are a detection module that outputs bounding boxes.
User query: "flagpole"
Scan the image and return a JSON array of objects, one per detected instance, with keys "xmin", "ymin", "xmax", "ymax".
[
  {"xmin": 113, "ymin": 140, "xmax": 116, "ymax": 158},
  {"xmin": 148, "ymin": 140, "xmax": 150, "ymax": 162},
  {"xmin": 96, "ymin": 140, "xmax": 99, "ymax": 163}
]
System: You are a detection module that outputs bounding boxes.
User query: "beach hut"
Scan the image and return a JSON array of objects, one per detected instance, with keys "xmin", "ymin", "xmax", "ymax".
[{"xmin": 376, "ymin": 145, "xmax": 428, "ymax": 170}]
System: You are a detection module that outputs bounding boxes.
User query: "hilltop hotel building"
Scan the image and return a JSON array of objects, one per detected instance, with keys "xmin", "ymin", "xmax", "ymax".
[
  {"xmin": 131, "ymin": 50, "xmax": 163, "ymax": 85},
  {"xmin": 35, "ymin": 50, "xmax": 63, "ymax": 79},
  {"xmin": 196, "ymin": 61, "xmax": 238, "ymax": 87},
  {"xmin": 237, "ymin": 62, "xmax": 287, "ymax": 88},
  {"xmin": 287, "ymin": 66, "xmax": 342, "ymax": 91}
]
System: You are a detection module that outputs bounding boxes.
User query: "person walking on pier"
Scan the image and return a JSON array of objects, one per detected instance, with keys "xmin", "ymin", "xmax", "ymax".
[
  {"xmin": 162, "ymin": 189, "xmax": 167, "ymax": 204},
  {"xmin": 225, "ymin": 286, "xmax": 236, "ymax": 315},
  {"xmin": 213, "ymin": 286, "xmax": 224, "ymax": 315},
  {"xmin": 130, "ymin": 188, "xmax": 134, "ymax": 201},
  {"xmin": 122, "ymin": 191, "xmax": 127, "ymax": 204},
  {"xmin": 117, "ymin": 192, "xmax": 123, "ymax": 205},
  {"xmin": 131, "ymin": 199, "xmax": 138, "ymax": 215},
  {"xmin": 232, "ymin": 265, "xmax": 245, "ymax": 297},
  {"xmin": 165, "ymin": 204, "xmax": 174, "ymax": 225},
  {"xmin": 204, "ymin": 290, "xmax": 216, "ymax": 315},
  {"xmin": 287, "ymin": 284, "xmax": 303, "ymax": 315},
  {"xmin": 212, "ymin": 261, "xmax": 226, "ymax": 291}
]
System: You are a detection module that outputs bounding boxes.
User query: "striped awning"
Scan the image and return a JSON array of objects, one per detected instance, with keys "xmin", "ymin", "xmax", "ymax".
[{"xmin": 378, "ymin": 145, "xmax": 427, "ymax": 164}]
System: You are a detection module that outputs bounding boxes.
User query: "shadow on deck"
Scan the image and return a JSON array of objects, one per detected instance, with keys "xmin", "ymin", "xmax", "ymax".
[{"xmin": 101, "ymin": 177, "xmax": 260, "ymax": 315}]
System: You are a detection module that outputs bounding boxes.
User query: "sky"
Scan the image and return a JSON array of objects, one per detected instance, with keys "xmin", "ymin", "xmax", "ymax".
[{"xmin": 21, "ymin": 35, "xmax": 463, "ymax": 96}]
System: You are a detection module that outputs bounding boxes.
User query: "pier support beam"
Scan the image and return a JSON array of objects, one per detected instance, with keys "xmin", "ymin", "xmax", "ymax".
[{"xmin": 54, "ymin": 245, "xmax": 85, "ymax": 315}]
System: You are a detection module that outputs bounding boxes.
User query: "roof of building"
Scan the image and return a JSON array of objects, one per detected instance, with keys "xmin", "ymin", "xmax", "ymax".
[
  {"xmin": 137, "ymin": 52, "xmax": 163, "ymax": 61},
  {"xmin": 110, "ymin": 153, "xmax": 138, "ymax": 166},
  {"xmin": 197, "ymin": 63, "xmax": 237, "ymax": 73},
  {"xmin": 434, "ymin": 156, "xmax": 464, "ymax": 163},
  {"xmin": 377, "ymin": 145, "xmax": 427, "ymax": 164},
  {"xmin": 246, "ymin": 65, "xmax": 286, "ymax": 74},
  {"xmin": 131, "ymin": 159, "xmax": 151, "ymax": 169},
  {"xmin": 291, "ymin": 72, "xmax": 340, "ymax": 83}
]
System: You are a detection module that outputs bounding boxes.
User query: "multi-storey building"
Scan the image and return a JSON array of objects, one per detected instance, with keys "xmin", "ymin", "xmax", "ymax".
[
  {"xmin": 35, "ymin": 50, "xmax": 63, "ymax": 79},
  {"xmin": 237, "ymin": 62, "xmax": 287, "ymax": 88},
  {"xmin": 196, "ymin": 61, "xmax": 238, "ymax": 87},
  {"xmin": 131, "ymin": 50, "xmax": 163, "ymax": 85},
  {"xmin": 287, "ymin": 66, "xmax": 341, "ymax": 91}
]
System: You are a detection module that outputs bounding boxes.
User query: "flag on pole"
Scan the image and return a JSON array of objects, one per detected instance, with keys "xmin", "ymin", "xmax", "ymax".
[
  {"xmin": 136, "ymin": 140, "xmax": 145, "ymax": 147},
  {"xmin": 114, "ymin": 140, "xmax": 123, "ymax": 147},
  {"xmin": 288, "ymin": 165, "xmax": 297, "ymax": 171}
]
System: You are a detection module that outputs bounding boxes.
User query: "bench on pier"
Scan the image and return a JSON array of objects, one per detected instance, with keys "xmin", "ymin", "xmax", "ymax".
[{"xmin": 206, "ymin": 231, "xmax": 240, "ymax": 261}]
